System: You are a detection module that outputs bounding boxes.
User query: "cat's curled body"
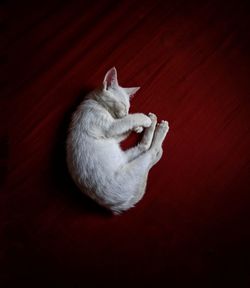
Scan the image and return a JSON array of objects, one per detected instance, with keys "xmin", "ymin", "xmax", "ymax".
[{"xmin": 66, "ymin": 68, "xmax": 169, "ymax": 214}]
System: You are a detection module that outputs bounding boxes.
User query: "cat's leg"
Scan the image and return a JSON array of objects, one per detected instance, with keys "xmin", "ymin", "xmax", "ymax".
[
  {"xmin": 124, "ymin": 113, "xmax": 157, "ymax": 162},
  {"xmin": 115, "ymin": 131, "xmax": 131, "ymax": 143},
  {"xmin": 129, "ymin": 120, "xmax": 169, "ymax": 171},
  {"xmin": 114, "ymin": 121, "xmax": 169, "ymax": 213},
  {"xmin": 133, "ymin": 112, "xmax": 156, "ymax": 134},
  {"xmin": 116, "ymin": 112, "xmax": 156, "ymax": 143},
  {"xmin": 148, "ymin": 120, "xmax": 169, "ymax": 168},
  {"xmin": 106, "ymin": 113, "xmax": 152, "ymax": 138},
  {"xmin": 139, "ymin": 113, "xmax": 158, "ymax": 151},
  {"xmin": 111, "ymin": 152, "xmax": 153, "ymax": 213},
  {"xmin": 150, "ymin": 121, "xmax": 169, "ymax": 148}
]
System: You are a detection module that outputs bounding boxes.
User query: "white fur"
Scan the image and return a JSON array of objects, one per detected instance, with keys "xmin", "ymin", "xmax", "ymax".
[{"xmin": 66, "ymin": 67, "xmax": 169, "ymax": 214}]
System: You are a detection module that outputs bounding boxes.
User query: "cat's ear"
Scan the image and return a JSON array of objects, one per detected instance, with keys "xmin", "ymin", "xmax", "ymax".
[
  {"xmin": 124, "ymin": 87, "xmax": 140, "ymax": 98},
  {"xmin": 103, "ymin": 67, "xmax": 118, "ymax": 90}
]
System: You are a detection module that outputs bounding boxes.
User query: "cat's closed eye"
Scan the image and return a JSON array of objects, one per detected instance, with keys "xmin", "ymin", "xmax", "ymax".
[
  {"xmin": 114, "ymin": 102, "xmax": 128, "ymax": 118},
  {"xmin": 105, "ymin": 99, "xmax": 128, "ymax": 118}
]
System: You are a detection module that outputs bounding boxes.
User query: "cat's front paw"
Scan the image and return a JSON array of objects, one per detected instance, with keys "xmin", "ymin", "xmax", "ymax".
[
  {"xmin": 134, "ymin": 126, "xmax": 143, "ymax": 133},
  {"xmin": 133, "ymin": 113, "xmax": 152, "ymax": 128},
  {"xmin": 144, "ymin": 116, "xmax": 152, "ymax": 127},
  {"xmin": 140, "ymin": 114, "xmax": 152, "ymax": 127}
]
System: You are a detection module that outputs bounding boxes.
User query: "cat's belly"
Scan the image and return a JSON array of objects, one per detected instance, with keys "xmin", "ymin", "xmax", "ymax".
[
  {"xmin": 90, "ymin": 140, "xmax": 125, "ymax": 169},
  {"xmin": 67, "ymin": 135, "xmax": 125, "ymax": 184}
]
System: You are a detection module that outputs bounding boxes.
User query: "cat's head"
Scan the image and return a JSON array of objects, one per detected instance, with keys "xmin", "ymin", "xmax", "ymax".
[{"xmin": 97, "ymin": 67, "xmax": 140, "ymax": 118}]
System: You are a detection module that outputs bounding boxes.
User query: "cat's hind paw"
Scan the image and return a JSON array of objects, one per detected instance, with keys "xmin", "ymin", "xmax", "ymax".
[
  {"xmin": 155, "ymin": 120, "xmax": 169, "ymax": 138},
  {"xmin": 159, "ymin": 120, "xmax": 169, "ymax": 132},
  {"xmin": 148, "ymin": 112, "xmax": 157, "ymax": 121}
]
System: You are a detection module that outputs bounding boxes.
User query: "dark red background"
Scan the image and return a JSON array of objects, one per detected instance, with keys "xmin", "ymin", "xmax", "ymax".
[{"xmin": 1, "ymin": 0, "xmax": 250, "ymax": 287}]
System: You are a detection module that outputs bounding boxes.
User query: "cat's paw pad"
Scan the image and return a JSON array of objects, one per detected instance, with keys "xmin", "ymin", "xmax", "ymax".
[
  {"xmin": 157, "ymin": 120, "xmax": 169, "ymax": 133},
  {"xmin": 134, "ymin": 126, "xmax": 143, "ymax": 133}
]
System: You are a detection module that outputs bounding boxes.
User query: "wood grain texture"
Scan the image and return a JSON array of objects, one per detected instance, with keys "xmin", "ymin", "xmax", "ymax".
[{"xmin": 1, "ymin": 0, "xmax": 250, "ymax": 287}]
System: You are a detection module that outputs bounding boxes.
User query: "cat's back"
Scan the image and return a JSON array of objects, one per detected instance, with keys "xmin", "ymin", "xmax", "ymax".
[
  {"xmin": 66, "ymin": 98, "xmax": 125, "ymax": 178},
  {"xmin": 68, "ymin": 98, "xmax": 108, "ymax": 141}
]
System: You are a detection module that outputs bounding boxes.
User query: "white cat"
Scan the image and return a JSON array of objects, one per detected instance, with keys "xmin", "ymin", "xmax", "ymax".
[{"xmin": 66, "ymin": 67, "xmax": 169, "ymax": 214}]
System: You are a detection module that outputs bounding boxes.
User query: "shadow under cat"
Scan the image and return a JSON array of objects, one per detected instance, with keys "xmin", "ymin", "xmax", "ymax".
[{"xmin": 50, "ymin": 88, "xmax": 112, "ymax": 218}]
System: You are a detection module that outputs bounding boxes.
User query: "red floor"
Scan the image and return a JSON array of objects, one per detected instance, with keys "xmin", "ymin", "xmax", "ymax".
[{"xmin": 2, "ymin": 0, "xmax": 250, "ymax": 287}]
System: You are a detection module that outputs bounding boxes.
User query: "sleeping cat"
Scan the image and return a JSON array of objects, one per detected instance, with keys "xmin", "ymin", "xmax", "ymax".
[{"xmin": 66, "ymin": 67, "xmax": 169, "ymax": 214}]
